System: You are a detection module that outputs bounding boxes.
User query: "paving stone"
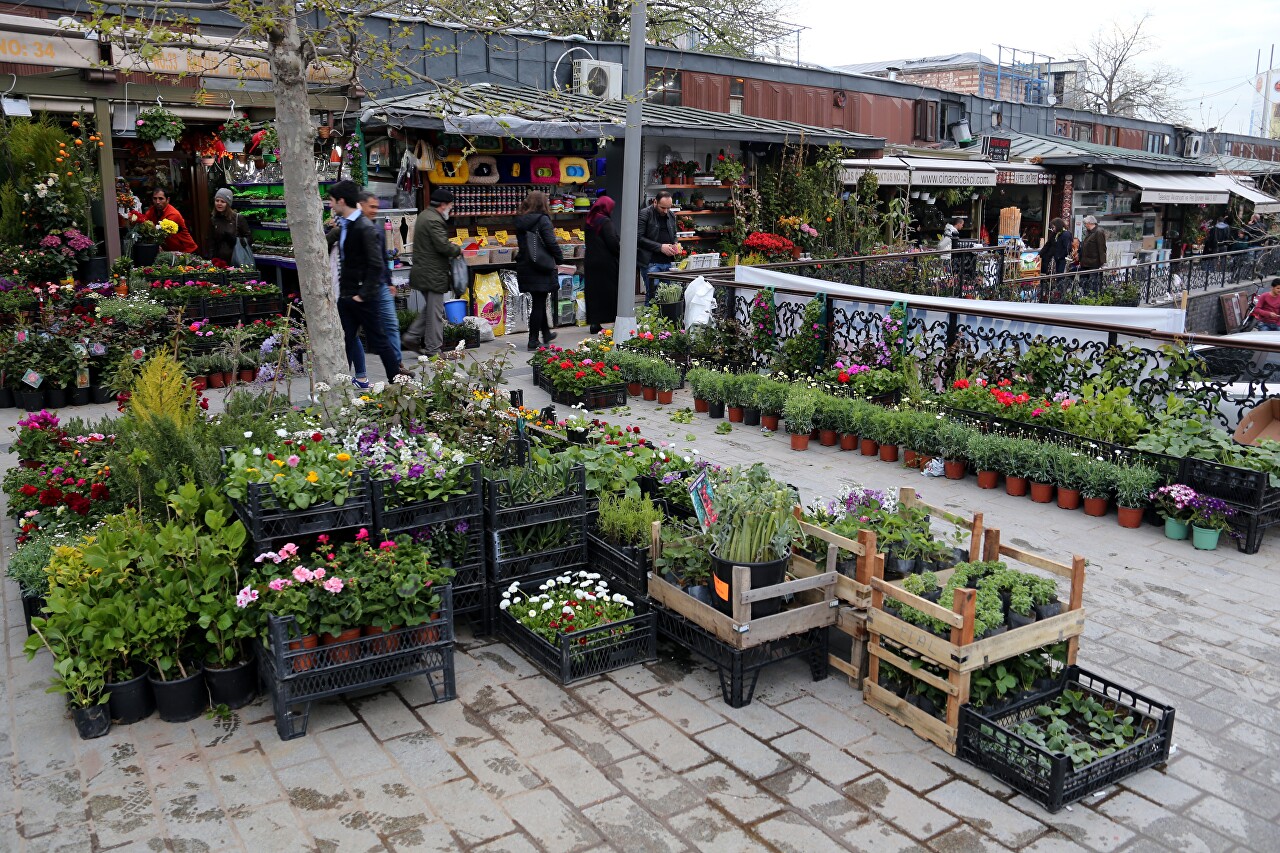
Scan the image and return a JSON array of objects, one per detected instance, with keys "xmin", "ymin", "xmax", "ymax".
[
  {"xmin": 1161, "ymin": 756, "xmax": 1278, "ymax": 820},
  {"xmin": 382, "ymin": 818, "xmax": 461, "ymax": 852},
  {"xmin": 526, "ymin": 746, "xmax": 619, "ymax": 807},
  {"xmin": 667, "ymin": 803, "xmax": 763, "ymax": 852},
  {"xmin": 1185, "ymin": 794, "xmax": 1279, "ymax": 850},
  {"xmin": 349, "ymin": 769, "xmax": 437, "ymax": 839},
  {"xmin": 418, "ymin": 699, "xmax": 493, "ymax": 750},
  {"xmin": 16, "ymin": 769, "xmax": 86, "ymax": 838},
  {"xmin": 845, "ymin": 773, "xmax": 958, "ymax": 841},
  {"xmin": 603, "ymin": 754, "xmax": 702, "ymax": 817},
  {"xmin": 582, "ymin": 795, "xmax": 691, "ymax": 853},
  {"xmin": 502, "ymin": 676, "xmax": 586, "ymax": 720},
  {"xmin": 774, "ymin": 694, "xmax": 872, "ymax": 747},
  {"xmin": 681, "ymin": 761, "xmax": 784, "ymax": 824},
  {"xmin": 569, "ymin": 680, "xmax": 654, "ymax": 727},
  {"xmin": 351, "ymin": 691, "xmax": 425, "ymax": 741},
  {"xmin": 458, "ymin": 678, "xmax": 521, "ymax": 715},
  {"xmin": 277, "ymin": 758, "xmax": 356, "ymax": 815},
  {"xmin": 1097, "ymin": 791, "xmax": 1233, "ymax": 853},
  {"xmin": 638, "ymin": 686, "xmax": 727, "ymax": 734},
  {"xmin": 84, "ymin": 779, "xmax": 163, "ymax": 849},
  {"xmin": 314, "ymin": 721, "xmax": 396, "ymax": 780},
  {"xmin": 308, "ymin": 811, "xmax": 392, "ymax": 853},
  {"xmin": 606, "ymin": 663, "xmax": 675, "ymax": 697},
  {"xmin": 753, "ymin": 810, "xmax": 846, "ymax": 853},
  {"xmin": 454, "ymin": 739, "xmax": 543, "ymax": 799},
  {"xmin": 716, "ymin": 699, "xmax": 801, "ymax": 740},
  {"xmin": 1007, "ymin": 796, "xmax": 1134, "ymax": 852},
  {"xmin": 772, "ymin": 728, "xmax": 872, "ymax": 786},
  {"xmin": 503, "ymin": 788, "xmax": 602, "ymax": 852},
  {"xmin": 228, "ymin": 799, "xmax": 306, "ymax": 850},
  {"xmin": 925, "ymin": 780, "xmax": 1046, "ymax": 848},
  {"xmin": 211, "ymin": 749, "xmax": 286, "ymax": 815},
  {"xmin": 469, "ymin": 643, "xmax": 542, "ymax": 683},
  {"xmin": 486, "ymin": 704, "xmax": 569, "ymax": 757},
  {"xmin": 380, "ymin": 730, "xmax": 467, "ymax": 787},
  {"xmin": 694, "ymin": 724, "xmax": 792, "ymax": 780},
  {"xmin": 549, "ymin": 712, "xmax": 638, "ymax": 768},
  {"xmin": 469, "ymin": 832, "xmax": 543, "ymax": 853},
  {"xmin": 838, "ymin": 814, "xmax": 928, "ymax": 852},
  {"xmin": 419, "ymin": 777, "xmax": 514, "ymax": 846},
  {"xmin": 925, "ymin": 825, "xmax": 1016, "ymax": 852},
  {"xmin": 761, "ymin": 767, "xmax": 869, "ymax": 836},
  {"xmin": 622, "ymin": 716, "xmax": 712, "ymax": 772}
]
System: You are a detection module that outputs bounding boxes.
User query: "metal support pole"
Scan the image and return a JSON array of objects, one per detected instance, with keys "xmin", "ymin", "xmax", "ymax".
[
  {"xmin": 94, "ymin": 97, "xmax": 122, "ymax": 264},
  {"xmin": 613, "ymin": 0, "xmax": 647, "ymax": 342}
]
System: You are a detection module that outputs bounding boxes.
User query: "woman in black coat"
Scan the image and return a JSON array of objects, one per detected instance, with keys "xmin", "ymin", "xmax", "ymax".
[
  {"xmin": 583, "ymin": 195, "xmax": 619, "ymax": 333},
  {"xmin": 514, "ymin": 191, "xmax": 564, "ymax": 350}
]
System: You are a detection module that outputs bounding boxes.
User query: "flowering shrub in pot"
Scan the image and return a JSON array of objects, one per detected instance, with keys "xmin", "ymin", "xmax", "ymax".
[
  {"xmin": 1112, "ymin": 465, "xmax": 1159, "ymax": 529},
  {"xmin": 1151, "ymin": 484, "xmax": 1197, "ymax": 539}
]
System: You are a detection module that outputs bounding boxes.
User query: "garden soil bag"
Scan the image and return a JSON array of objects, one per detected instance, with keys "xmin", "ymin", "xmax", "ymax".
[{"xmin": 473, "ymin": 271, "xmax": 506, "ymax": 337}]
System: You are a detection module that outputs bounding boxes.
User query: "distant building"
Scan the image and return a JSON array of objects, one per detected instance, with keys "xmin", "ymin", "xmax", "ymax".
[{"xmin": 839, "ymin": 52, "xmax": 1087, "ymax": 110}]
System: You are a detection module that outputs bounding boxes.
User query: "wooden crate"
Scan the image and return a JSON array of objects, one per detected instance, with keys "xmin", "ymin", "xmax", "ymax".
[
  {"xmin": 863, "ymin": 526, "xmax": 1086, "ymax": 755},
  {"xmin": 646, "ymin": 522, "xmax": 839, "ymax": 650}
]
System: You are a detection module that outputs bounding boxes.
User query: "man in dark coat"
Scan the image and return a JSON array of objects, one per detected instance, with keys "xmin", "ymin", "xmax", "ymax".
[
  {"xmin": 329, "ymin": 180, "xmax": 401, "ymax": 385},
  {"xmin": 1077, "ymin": 215, "xmax": 1107, "ymax": 294},
  {"xmin": 636, "ymin": 190, "xmax": 679, "ymax": 305},
  {"xmin": 404, "ymin": 189, "xmax": 462, "ymax": 356}
]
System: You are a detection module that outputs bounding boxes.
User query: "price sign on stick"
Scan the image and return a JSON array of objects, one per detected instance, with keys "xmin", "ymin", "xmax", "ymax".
[{"xmin": 689, "ymin": 472, "xmax": 717, "ymax": 532}]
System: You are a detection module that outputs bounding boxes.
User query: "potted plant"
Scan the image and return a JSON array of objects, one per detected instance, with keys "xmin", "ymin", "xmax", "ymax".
[
  {"xmin": 866, "ymin": 409, "xmax": 897, "ymax": 461},
  {"xmin": 703, "ymin": 371, "xmax": 727, "ymax": 419},
  {"xmin": 135, "ymin": 105, "xmax": 186, "ymax": 152},
  {"xmin": 1079, "ymin": 461, "xmax": 1114, "ymax": 517},
  {"xmin": 635, "ymin": 358, "xmax": 658, "ymax": 401},
  {"xmin": 713, "ymin": 151, "xmax": 745, "ymax": 186},
  {"xmin": 24, "ymin": 616, "xmax": 110, "ymax": 739},
  {"xmin": 857, "ymin": 404, "xmax": 879, "ymax": 456},
  {"xmin": 782, "ymin": 388, "xmax": 816, "ymax": 451},
  {"xmin": 654, "ymin": 524, "xmax": 713, "ymax": 604},
  {"xmin": 1025, "ymin": 444, "xmax": 1056, "ymax": 504},
  {"xmin": 1189, "ymin": 495, "xmax": 1235, "ymax": 551},
  {"xmin": 905, "ymin": 412, "xmax": 941, "ymax": 468},
  {"xmin": 935, "ymin": 421, "xmax": 973, "ymax": 480},
  {"xmin": 1050, "ymin": 447, "xmax": 1084, "ymax": 510},
  {"xmin": 1113, "ymin": 465, "xmax": 1159, "ymax": 529},
  {"xmin": 1003, "ymin": 438, "xmax": 1033, "ymax": 497},
  {"xmin": 687, "ymin": 367, "xmax": 714, "ymax": 413},
  {"xmin": 689, "ymin": 190, "xmax": 705, "ymax": 211},
  {"xmin": 653, "ymin": 283, "xmax": 684, "ymax": 324},
  {"xmin": 708, "ymin": 464, "xmax": 799, "ymax": 617},
  {"xmin": 815, "ymin": 394, "xmax": 841, "ymax": 446},
  {"xmin": 754, "ymin": 379, "xmax": 788, "ymax": 432},
  {"xmin": 723, "ymin": 374, "xmax": 748, "ymax": 422},
  {"xmin": 651, "ymin": 360, "xmax": 680, "ymax": 405},
  {"xmin": 237, "ymin": 351, "xmax": 259, "ymax": 384},
  {"xmin": 967, "ymin": 433, "xmax": 1003, "ymax": 489},
  {"xmin": 219, "ymin": 117, "xmax": 254, "ymax": 154},
  {"xmin": 1151, "ymin": 484, "xmax": 1197, "ymax": 540},
  {"xmin": 739, "ymin": 374, "xmax": 763, "ymax": 426}
]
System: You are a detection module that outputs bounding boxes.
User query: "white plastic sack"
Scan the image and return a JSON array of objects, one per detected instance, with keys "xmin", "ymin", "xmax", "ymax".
[
  {"xmin": 502, "ymin": 271, "xmax": 530, "ymax": 335},
  {"xmin": 463, "ymin": 315, "xmax": 494, "ymax": 343},
  {"xmin": 683, "ymin": 275, "xmax": 716, "ymax": 327}
]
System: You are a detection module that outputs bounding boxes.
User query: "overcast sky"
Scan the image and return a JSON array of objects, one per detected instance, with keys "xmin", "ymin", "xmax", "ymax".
[{"xmin": 788, "ymin": 0, "xmax": 1280, "ymax": 135}]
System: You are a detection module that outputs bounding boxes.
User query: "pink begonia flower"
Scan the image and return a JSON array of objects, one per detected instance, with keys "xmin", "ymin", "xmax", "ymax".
[
  {"xmin": 312, "ymin": 568, "xmax": 326, "ymax": 579},
  {"xmin": 323, "ymin": 577, "xmax": 344, "ymax": 594},
  {"xmin": 292, "ymin": 566, "xmax": 314, "ymax": 583},
  {"xmin": 268, "ymin": 578, "xmax": 292, "ymax": 591},
  {"xmin": 235, "ymin": 586, "xmax": 259, "ymax": 608},
  {"xmin": 286, "ymin": 454, "xmax": 300, "ymax": 467},
  {"xmin": 379, "ymin": 540, "xmax": 396, "ymax": 551},
  {"xmin": 355, "ymin": 528, "xmax": 369, "ymax": 541},
  {"xmin": 278, "ymin": 542, "xmax": 298, "ymax": 558},
  {"xmin": 317, "ymin": 534, "xmax": 329, "ymax": 545}
]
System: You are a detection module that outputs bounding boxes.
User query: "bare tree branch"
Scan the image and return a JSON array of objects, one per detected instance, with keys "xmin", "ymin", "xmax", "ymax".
[{"xmin": 1073, "ymin": 13, "xmax": 1186, "ymax": 123}]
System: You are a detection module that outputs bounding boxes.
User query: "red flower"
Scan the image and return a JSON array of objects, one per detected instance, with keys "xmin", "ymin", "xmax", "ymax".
[
  {"xmin": 997, "ymin": 379, "xmax": 1012, "ymax": 387},
  {"xmin": 90, "ymin": 483, "xmax": 110, "ymax": 501},
  {"xmin": 311, "ymin": 432, "xmax": 324, "ymax": 442},
  {"xmin": 560, "ymin": 360, "xmax": 573, "ymax": 369},
  {"xmin": 952, "ymin": 379, "xmax": 970, "ymax": 389},
  {"xmin": 18, "ymin": 485, "xmax": 37, "ymax": 497},
  {"xmin": 38, "ymin": 488, "xmax": 63, "ymax": 506},
  {"xmin": 574, "ymin": 370, "xmax": 585, "ymax": 379},
  {"xmin": 838, "ymin": 371, "xmax": 850, "ymax": 383},
  {"xmin": 65, "ymin": 494, "xmax": 91, "ymax": 515}
]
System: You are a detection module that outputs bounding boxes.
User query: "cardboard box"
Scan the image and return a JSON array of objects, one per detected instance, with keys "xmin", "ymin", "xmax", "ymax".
[{"xmin": 1233, "ymin": 399, "xmax": 1280, "ymax": 446}]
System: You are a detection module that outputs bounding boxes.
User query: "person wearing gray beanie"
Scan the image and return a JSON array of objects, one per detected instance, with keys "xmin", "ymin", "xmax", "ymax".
[{"xmin": 208, "ymin": 187, "xmax": 252, "ymax": 265}]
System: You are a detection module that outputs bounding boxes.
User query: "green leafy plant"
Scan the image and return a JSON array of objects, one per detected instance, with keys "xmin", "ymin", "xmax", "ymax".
[
  {"xmin": 135, "ymin": 106, "xmax": 186, "ymax": 142},
  {"xmin": 966, "ymin": 432, "xmax": 1006, "ymax": 473},
  {"xmin": 710, "ymin": 464, "xmax": 799, "ymax": 564},
  {"xmin": 596, "ymin": 492, "xmax": 662, "ymax": 548},
  {"xmin": 1078, "ymin": 460, "xmax": 1116, "ymax": 501},
  {"xmin": 1113, "ymin": 465, "xmax": 1159, "ymax": 509},
  {"xmin": 655, "ymin": 523, "xmax": 712, "ymax": 587},
  {"xmin": 782, "ymin": 387, "xmax": 817, "ymax": 434}
]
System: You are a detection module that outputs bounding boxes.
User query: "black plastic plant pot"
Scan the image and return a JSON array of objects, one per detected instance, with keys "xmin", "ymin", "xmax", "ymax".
[
  {"xmin": 742, "ymin": 408, "xmax": 761, "ymax": 427},
  {"xmin": 709, "ymin": 550, "xmax": 789, "ymax": 618},
  {"xmin": 0, "ymin": 388, "xmax": 12, "ymax": 408},
  {"xmin": 148, "ymin": 666, "xmax": 207, "ymax": 722},
  {"xmin": 106, "ymin": 670, "xmax": 155, "ymax": 725},
  {"xmin": 17, "ymin": 390, "xmax": 44, "ymax": 412},
  {"xmin": 68, "ymin": 386, "xmax": 91, "ymax": 406},
  {"xmin": 90, "ymin": 386, "xmax": 114, "ymax": 405},
  {"xmin": 72, "ymin": 704, "xmax": 111, "ymax": 740},
  {"xmin": 707, "ymin": 402, "xmax": 725, "ymax": 419},
  {"xmin": 205, "ymin": 658, "xmax": 259, "ymax": 710},
  {"xmin": 44, "ymin": 388, "xmax": 67, "ymax": 409}
]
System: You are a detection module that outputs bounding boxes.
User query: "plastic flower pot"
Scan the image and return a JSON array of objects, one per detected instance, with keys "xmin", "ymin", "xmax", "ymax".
[
  {"xmin": 790, "ymin": 433, "xmax": 810, "ymax": 451},
  {"xmin": 743, "ymin": 407, "xmax": 761, "ymax": 427},
  {"xmin": 1030, "ymin": 482, "xmax": 1055, "ymax": 503},
  {"xmin": 708, "ymin": 402, "xmax": 725, "ymax": 419},
  {"xmin": 693, "ymin": 398, "xmax": 709, "ymax": 413},
  {"xmin": 727, "ymin": 406, "xmax": 744, "ymax": 422},
  {"xmin": 238, "ymin": 368, "xmax": 256, "ymax": 383},
  {"xmin": 72, "ymin": 705, "xmax": 111, "ymax": 740},
  {"xmin": 943, "ymin": 459, "xmax": 967, "ymax": 480},
  {"xmin": 221, "ymin": 371, "xmax": 235, "ymax": 386},
  {"xmin": 840, "ymin": 434, "xmax": 857, "ymax": 451},
  {"xmin": 657, "ymin": 390, "xmax": 674, "ymax": 404},
  {"xmin": 44, "ymin": 388, "xmax": 67, "ymax": 409},
  {"xmin": 1005, "ymin": 476, "xmax": 1029, "ymax": 497},
  {"xmin": 1083, "ymin": 497, "xmax": 1108, "ymax": 517},
  {"xmin": 1164, "ymin": 518, "xmax": 1189, "ymax": 540},
  {"xmin": 710, "ymin": 550, "xmax": 790, "ymax": 617},
  {"xmin": 288, "ymin": 634, "xmax": 320, "ymax": 672},
  {"xmin": 976, "ymin": 470, "xmax": 999, "ymax": 489},
  {"xmin": 627, "ymin": 382, "xmax": 643, "ymax": 396},
  {"xmin": 363, "ymin": 625, "xmax": 402, "ymax": 655},
  {"xmin": 91, "ymin": 386, "xmax": 114, "ymax": 405},
  {"xmin": 1057, "ymin": 487, "xmax": 1081, "ymax": 510},
  {"xmin": 106, "ymin": 670, "xmax": 155, "ymax": 725},
  {"xmin": 205, "ymin": 658, "xmax": 259, "ymax": 710},
  {"xmin": 208, "ymin": 372, "xmax": 226, "ymax": 389},
  {"xmin": 878, "ymin": 443, "xmax": 899, "ymax": 462},
  {"xmin": 820, "ymin": 429, "xmax": 839, "ymax": 447},
  {"xmin": 148, "ymin": 666, "xmax": 207, "ymax": 723},
  {"xmin": 1191, "ymin": 525, "xmax": 1221, "ymax": 550},
  {"xmin": 0, "ymin": 388, "xmax": 14, "ymax": 408},
  {"xmin": 321, "ymin": 628, "xmax": 364, "ymax": 664},
  {"xmin": 761, "ymin": 414, "xmax": 780, "ymax": 431},
  {"xmin": 642, "ymin": 387, "xmax": 658, "ymax": 402},
  {"xmin": 860, "ymin": 438, "xmax": 878, "ymax": 456},
  {"xmin": 1116, "ymin": 506, "xmax": 1144, "ymax": 529}
]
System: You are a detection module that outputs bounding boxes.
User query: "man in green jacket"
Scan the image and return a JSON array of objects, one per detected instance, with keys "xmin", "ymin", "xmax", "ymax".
[{"xmin": 404, "ymin": 189, "xmax": 462, "ymax": 356}]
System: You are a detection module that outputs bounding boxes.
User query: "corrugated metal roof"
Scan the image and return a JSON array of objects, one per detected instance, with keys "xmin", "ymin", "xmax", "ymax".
[
  {"xmin": 1005, "ymin": 132, "xmax": 1212, "ymax": 172},
  {"xmin": 1210, "ymin": 153, "xmax": 1280, "ymax": 176},
  {"xmin": 372, "ymin": 84, "xmax": 883, "ymax": 148}
]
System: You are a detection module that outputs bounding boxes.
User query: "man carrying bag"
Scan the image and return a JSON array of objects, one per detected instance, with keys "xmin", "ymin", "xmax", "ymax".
[{"xmin": 404, "ymin": 189, "xmax": 462, "ymax": 357}]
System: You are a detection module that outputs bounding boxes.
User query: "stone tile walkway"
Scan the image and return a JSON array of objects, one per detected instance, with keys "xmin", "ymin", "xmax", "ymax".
[{"xmin": 3, "ymin": 329, "xmax": 1277, "ymax": 851}]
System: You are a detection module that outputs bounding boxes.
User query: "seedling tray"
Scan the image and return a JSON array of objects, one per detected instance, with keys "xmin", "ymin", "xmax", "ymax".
[
  {"xmin": 229, "ymin": 469, "xmax": 373, "ymax": 545},
  {"xmin": 371, "ymin": 462, "xmax": 483, "ymax": 534},
  {"xmin": 550, "ymin": 383, "xmax": 628, "ymax": 410},
  {"xmin": 484, "ymin": 466, "xmax": 587, "ymax": 531},
  {"xmin": 957, "ymin": 665, "xmax": 1175, "ymax": 812}
]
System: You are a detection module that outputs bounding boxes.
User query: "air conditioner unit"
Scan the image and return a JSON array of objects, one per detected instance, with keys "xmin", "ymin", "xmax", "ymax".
[
  {"xmin": 1183, "ymin": 135, "xmax": 1204, "ymax": 158},
  {"xmin": 572, "ymin": 60, "xmax": 623, "ymax": 100}
]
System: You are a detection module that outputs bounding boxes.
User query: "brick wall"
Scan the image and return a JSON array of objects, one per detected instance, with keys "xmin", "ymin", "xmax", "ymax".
[{"xmin": 1183, "ymin": 285, "xmax": 1255, "ymax": 334}]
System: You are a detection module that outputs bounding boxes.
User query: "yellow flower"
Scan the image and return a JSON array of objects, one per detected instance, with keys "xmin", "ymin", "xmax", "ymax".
[
  {"xmin": 274, "ymin": 473, "xmax": 284, "ymax": 480},
  {"xmin": 360, "ymin": 395, "xmax": 370, "ymax": 402},
  {"xmin": 306, "ymin": 471, "xmax": 319, "ymax": 483},
  {"xmin": 335, "ymin": 452, "xmax": 351, "ymax": 462},
  {"xmin": 245, "ymin": 467, "xmax": 259, "ymax": 474},
  {"xmin": 273, "ymin": 459, "xmax": 284, "ymax": 467}
]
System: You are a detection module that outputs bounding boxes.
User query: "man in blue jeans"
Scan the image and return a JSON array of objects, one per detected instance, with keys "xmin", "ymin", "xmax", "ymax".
[
  {"xmin": 358, "ymin": 191, "xmax": 403, "ymax": 370},
  {"xmin": 636, "ymin": 190, "xmax": 680, "ymax": 305}
]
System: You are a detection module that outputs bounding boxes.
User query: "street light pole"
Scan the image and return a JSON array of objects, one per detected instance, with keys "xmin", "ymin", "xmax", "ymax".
[{"xmin": 613, "ymin": 0, "xmax": 647, "ymax": 341}]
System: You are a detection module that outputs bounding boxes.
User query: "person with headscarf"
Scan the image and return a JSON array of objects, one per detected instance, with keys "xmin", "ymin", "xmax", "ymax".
[
  {"xmin": 207, "ymin": 187, "xmax": 251, "ymax": 264},
  {"xmin": 583, "ymin": 194, "xmax": 619, "ymax": 334}
]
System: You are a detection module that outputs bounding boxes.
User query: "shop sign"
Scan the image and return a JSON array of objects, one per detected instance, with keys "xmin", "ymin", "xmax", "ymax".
[
  {"xmin": 0, "ymin": 16, "xmax": 100, "ymax": 69},
  {"xmin": 1139, "ymin": 189, "xmax": 1228, "ymax": 205},
  {"xmin": 997, "ymin": 170, "xmax": 1054, "ymax": 186},
  {"xmin": 983, "ymin": 136, "xmax": 1011, "ymax": 162},
  {"xmin": 912, "ymin": 170, "xmax": 996, "ymax": 187},
  {"xmin": 840, "ymin": 166, "xmax": 910, "ymax": 185},
  {"xmin": 113, "ymin": 37, "xmax": 342, "ymax": 83}
]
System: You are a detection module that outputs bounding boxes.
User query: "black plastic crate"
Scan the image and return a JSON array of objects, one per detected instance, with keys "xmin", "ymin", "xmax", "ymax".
[
  {"xmin": 957, "ymin": 665, "xmax": 1175, "ymax": 813},
  {"xmin": 550, "ymin": 383, "xmax": 628, "ymax": 410},
  {"xmin": 371, "ymin": 463, "xmax": 483, "ymax": 534},
  {"xmin": 494, "ymin": 574, "xmax": 656, "ymax": 684},
  {"xmin": 229, "ymin": 468, "xmax": 374, "ymax": 545},
  {"xmin": 488, "ymin": 532, "xmax": 588, "ymax": 584},
  {"xmin": 484, "ymin": 465, "xmax": 587, "ymax": 531},
  {"xmin": 586, "ymin": 530, "xmax": 650, "ymax": 600},
  {"xmin": 243, "ymin": 294, "xmax": 284, "ymax": 317},
  {"xmin": 256, "ymin": 587, "xmax": 456, "ymax": 740},
  {"xmin": 204, "ymin": 295, "xmax": 244, "ymax": 321},
  {"xmin": 653, "ymin": 606, "xmax": 828, "ymax": 708},
  {"xmin": 1177, "ymin": 456, "xmax": 1280, "ymax": 554},
  {"xmin": 452, "ymin": 585, "xmax": 493, "ymax": 636}
]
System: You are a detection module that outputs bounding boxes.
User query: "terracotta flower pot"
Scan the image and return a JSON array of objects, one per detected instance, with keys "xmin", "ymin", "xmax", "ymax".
[
  {"xmin": 208, "ymin": 372, "xmax": 226, "ymax": 389},
  {"xmin": 860, "ymin": 438, "xmax": 878, "ymax": 456},
  {"xmin": 1057, "ymin": 487, "xmax": 1081, "ymax": 510},
  {"xmin": 1083, "ymin": 497, "xmax": 1108, "ymax": 517},
  {"xmin": 1030, "ymin": 482, "xmax": 1055, "ymax": 503},
  {"xmin": 363, "ymin": 625, "xmax": 401, "ymax": 655},
  {"xmin": 790, "ymin": 433, "xmax": 810, "ymax": 451},
  {"xmin": 819, "ymin": 429, "xmax": 839, "ymax": 447},
  {"xmin": 642, "ymin": 387, "xmax": 658, "ymax": 401},
  {"xmin": 657, "ymin": 390, "xmax": 674, "ymax": 404},
  {"xmin": 191, "ymin": 376, "xmax": 207, "ymax": 392},
  {"xmin": 627, "ymin": 382, "xmax": 643, "ymax": 396},
  {"xmin": 727, "ymin": 406, "xmax": 745, "ymax": 423},
  {"xmin": 943, "ymin": 459, "xmax": 967, "ymax": 480},
  {"xmin": 693, "ymin": 398, "xmax": 709, "ymax": 413},
  {"xmin": 976, "ymin": 470, "xmax": 999, "ymax": 489},
  {"xmin": 114, "ymin": 283, "xmax": 129, "ymax": 296},
  {"xmin": 761, "ymin": 414, "xmax": 780, "ymax": 431},
  {"xmin": 321, "ymin": 627, "xmax": 364, "ymax": 664},
  {"xmin": 840, "ymin": 433, "xmax": 857, "ymax": 451},
  {"xmin": 903, "ymin": 449, "xmax": 918, "ymax": 467},
  {"xmin": 878, "ymin": 443, "xmax": 899, "ymax": 463},
  {"xmin": 288, "ymin": 634, "xmax": 320, "ymax": 673},
  {"xmin": 221, "ymin": 371, "xmax": 235, "ymax": 386},
  {"xmin": 238, "ymin": 368, "xmax": 255, "ymax": 383},
  {"xmin": 1005, "ymin": 475, "xmax": 1029, "ymax": 497},
  {"xmin": 1117, "ymin": 506, "xmax": 1144, "ymax": 529}
]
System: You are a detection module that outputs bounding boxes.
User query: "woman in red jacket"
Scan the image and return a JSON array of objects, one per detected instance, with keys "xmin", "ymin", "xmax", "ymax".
[{"xmin": 145, "ymin": 188, "xmax": 199, "ymax": 254}]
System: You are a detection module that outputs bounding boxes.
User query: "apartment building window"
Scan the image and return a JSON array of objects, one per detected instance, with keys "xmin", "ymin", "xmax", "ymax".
[
  {"xmin": 1072, "ymin": 123, "xmax": 1093, "ymax": 142},
  {"xmin": 648, "ymin": 69, "xmax": 682, "ymax": 106},
  {"xmin": 1145, "ymin": 133, "xmax": 1169, "ymax": 154},
  {"xmin": 729, "ymin": 77, "xmax": 744, "ymax": 115}
]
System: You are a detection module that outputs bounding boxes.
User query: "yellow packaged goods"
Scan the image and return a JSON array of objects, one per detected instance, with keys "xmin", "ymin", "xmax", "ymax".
[{"xmin": 473, "ymin": 271, "xmax": 506, "ymax": 337}]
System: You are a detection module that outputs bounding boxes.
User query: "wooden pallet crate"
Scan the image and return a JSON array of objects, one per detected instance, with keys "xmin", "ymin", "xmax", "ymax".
[{"xmin": 864, "ymin": 526, "xmax": 1086, "ymax": 755}]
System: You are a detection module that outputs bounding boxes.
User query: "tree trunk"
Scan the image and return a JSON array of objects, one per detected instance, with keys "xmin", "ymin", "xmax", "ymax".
[{"xmin": 267, "ymin": 16, "xmax": 345, "ymax": 384}]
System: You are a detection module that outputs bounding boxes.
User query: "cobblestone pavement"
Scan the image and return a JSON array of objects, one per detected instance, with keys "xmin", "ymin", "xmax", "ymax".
[{"xmin": 3, "ymin": 331, "xmax": 1278, "ymax": 852}]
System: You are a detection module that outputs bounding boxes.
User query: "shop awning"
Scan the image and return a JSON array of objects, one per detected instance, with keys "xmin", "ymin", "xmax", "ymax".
[
  {"xmin": 1211, "ymin": 175, "xmax": 1280, "ymax": 214},
  {"xmin": 899, "ymin": 157, "xmax": 998, "ymax": 187},
  {"xmin": 840, "ymin": 157, "xmax": 911, "ymax": 185},
  {"xmin": 1101, "ymin": 168, "xmax": 1230, "ymax": 204},
  {"xmin": 996, "ymin": 163, "xmax": 1054, "ymax": 185}
]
